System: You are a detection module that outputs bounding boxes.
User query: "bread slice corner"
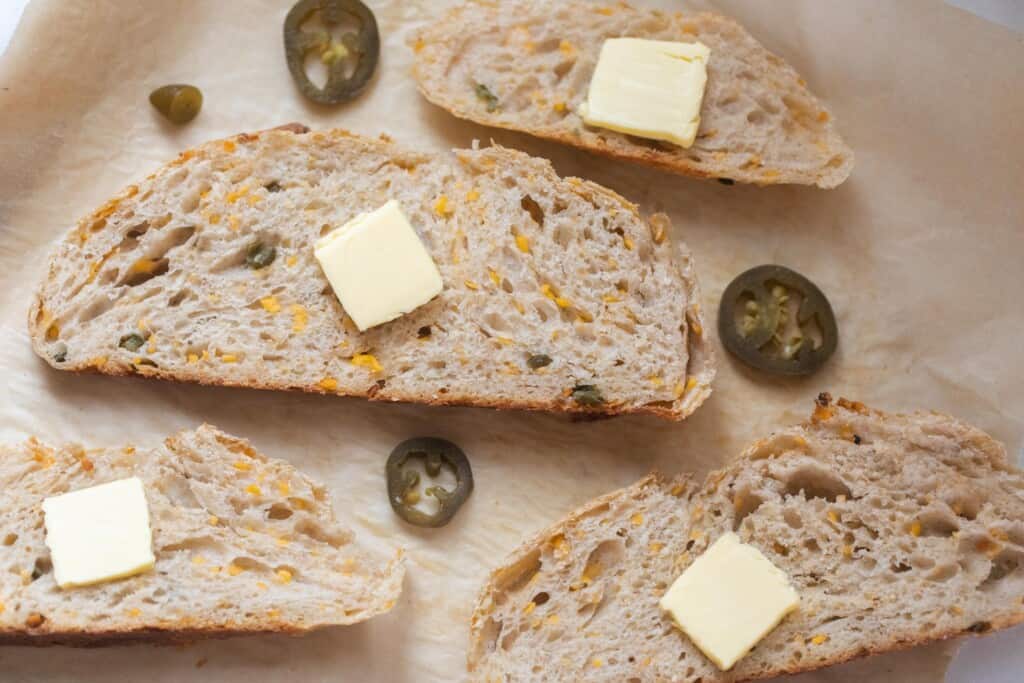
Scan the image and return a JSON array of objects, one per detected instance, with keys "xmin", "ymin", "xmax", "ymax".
[
  {"xmin": 0, "ymin": 424, "xmax": 404, "ymax": 645},
  {"xmin": 467, "ymin": 395, "xmax": 1024, "ymax": 680},
  {"xmin": 29, "ymin": 126, "xmax": 714, "ymax": 421},
  {"xmin": 411, "ymin": 1, "xmax": 854, "ymax": 188}
]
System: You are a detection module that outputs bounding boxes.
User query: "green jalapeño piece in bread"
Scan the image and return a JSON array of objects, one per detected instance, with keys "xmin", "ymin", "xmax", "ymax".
[
  {"xmin": 411, "ymin": 1, "xmax": 853, "ymax": 188},
  {"xmin": 30, "ymin": 126, "xmax": 714, "ymax": 421},
  {"xmin": 0, "ymin": 425, "xmax": 403, "ymax": 645},
  {"xmin": 468, "ymin": 395, "xmax": 1024, "ymax": 680}
]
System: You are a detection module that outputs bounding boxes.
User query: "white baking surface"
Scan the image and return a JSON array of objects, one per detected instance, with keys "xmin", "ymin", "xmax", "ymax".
[{"xmin": 0, "ymin": 1, "xmax": 1022, "ymax": 682}]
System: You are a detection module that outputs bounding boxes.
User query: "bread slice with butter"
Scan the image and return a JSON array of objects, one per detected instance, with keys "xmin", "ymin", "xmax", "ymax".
[
  {"xmin": 0, "ymin": 425, "xmax": 404, "ymax": 645},
  {"xmin": 410, "ymin": 0, "xmax": 854, "ymax": 188},
  {"xmin": 29, "ymin": 126, "xmax": 714, "ymax": 421},
  {"xmin": 468, "ymin": 395, "xmax": 1024, "ymax": 680}
]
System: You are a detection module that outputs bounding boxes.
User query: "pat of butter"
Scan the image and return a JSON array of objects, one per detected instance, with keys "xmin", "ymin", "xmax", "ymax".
[
  {"xmin": 659, "ymin": 532, "xmax": 799, "ymax": 671},
  {"xmin": 579, "ymin": 38, "xmax": 710, "ymax": 148},
  {"xmin": 42, "ymin": 477, "xmax": 156, "ymax": 589},
  {"xmin": 315, "ymin": 200, "xmax": 443, "ymax": 331}
]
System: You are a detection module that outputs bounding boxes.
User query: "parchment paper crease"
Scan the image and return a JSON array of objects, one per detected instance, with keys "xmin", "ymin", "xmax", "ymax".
[{"xmin": 0, "ymin": 1, "xmax": 1021, "ymax": 681}]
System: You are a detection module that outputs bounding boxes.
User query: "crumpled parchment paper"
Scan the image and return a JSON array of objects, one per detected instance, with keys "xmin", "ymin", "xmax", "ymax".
[{"xmin": 0, "ymin": 0, "xmax": 1021, "ymax": 681}]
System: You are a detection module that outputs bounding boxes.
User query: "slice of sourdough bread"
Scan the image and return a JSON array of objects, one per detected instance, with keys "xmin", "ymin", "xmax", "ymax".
[
  {"xmin": 468, "ymin": 394, "xmax": 1024, "ymax": 681},
  {"xmin": 410, "ymin": 0, "xmax": 853, "ymax": 188},
  {"xmin": 0, "ymin": 425, "xmax": 404, "ymax": 645},
  {"xmin": 29, "ymin": 126, "xmax": 714, "ymax": 421}
]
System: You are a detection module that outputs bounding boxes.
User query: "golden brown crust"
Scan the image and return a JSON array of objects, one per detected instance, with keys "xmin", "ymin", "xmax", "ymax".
[
  {"xmin": 0, "ymin": 622, "xmax": 316, "ymax": 647},
  {"xmin": 43, "ymin": 360, "xmax": 688, "ymax": 421}
]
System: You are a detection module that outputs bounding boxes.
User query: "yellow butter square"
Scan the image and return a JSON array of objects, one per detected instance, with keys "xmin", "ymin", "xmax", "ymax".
[{"xmin": 580, "ymin": 38, "xmax": 710, "ymax": 148}]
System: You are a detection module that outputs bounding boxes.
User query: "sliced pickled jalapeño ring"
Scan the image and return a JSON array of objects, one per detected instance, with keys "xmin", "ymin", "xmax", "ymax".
[
  {"xmin": 284, "ymin": 0, "xmax": 380, "ymax": 105},
  {"xmin": 386, "ymin": 437, "xmax": 473, "ymax": 528},
  {"xmin": 718, "ymin": 264, "xmax": 838, "ymax": 376}
]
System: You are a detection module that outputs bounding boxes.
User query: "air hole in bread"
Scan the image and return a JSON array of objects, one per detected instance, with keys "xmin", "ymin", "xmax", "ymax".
[
  {"xmin": 76, "ymin": 294, "xmax": 117, "ymax": 324},
  {"xmin": 574, "ymin": 321, "xmax": 596, "ymax": 342},
  {"xmin": 294, "ymin": 519, "xmax": 348, "ymax": 547},
  {"xmin": 520, "ymin": 195, "xmax": 545, "ymax": 227},
  {"xmin": 552, "ymin": 222, "xmax": 573, "ymax": 247},
  {"xmin": 804, "ymin": 538, "xmax": 820, "ymax": 553},
  {"xmin": 967, "ymin": 621, "xmax": 992, "ymax": 633},
  {"xmin": 160, "ymin": 474, "xmax": 201, "ymax": 508},
  {"xmin": 31, "ymin": 557, "xmax": 51, "ymax": 581},
  {"xmin": 180, "ymin": 191, "xmax": 202, "ymax": 214},
  {"xmin": 926, "ymin": 563, "xmax": 959, "ymax": 582},
  {"xmin": 483, "ymin": 312, "xmax": 512, "ymax": 334},
  {"xmin": 267, "ymin": 503, "xmax": 293, "ymax": 520},
  {"xmin": 945, "ymin": 495, "xmax": 981, "ymax": 521},
  {"xmin": 120, "ymin": 257, "xmax": 170, "ymax": 287},
  {"xmin": 120, "ymin": 220, "xmax": 150, "ymax": 244},
  {"xmin": 782, "ymin": 463, "xmax": 852, "ymax": 502},
  {"xmin": 499, "ymin": 625, "xmax": 521, "ymax": 651},
  {"xmin": 134, "ymin": 288, "xmax": 163, "ymax": 306},
  {"xmin": 319, "ymin": 223, "xmax": 333, "ymax": 237},
  {"xmin": 151, "ymin": 224, "xmax": 197, "ymax": 255},
  {"xmin": 494, "ymin": 549, "xmax": 542, "ymax": 596},
  {"xmin": 164, "ymin": 166, "xmax": 189, "ymax": 190},
  {"xmin": 732, "ymin": 489, "xmax": 765, "ymax": 529},
  {"xmin": 210, "ymin": 243, "xmax": 258, "ymax": 273},
  {"xmin": 160, "ymin": 536, "xmax": 227, "ymax": 556},
  {"xmin": 501, "ymin": 278, "xmax": 515, "ymax": 294},
  {"xmin": 910, "ymin": 553, "xmax": 935, "ymax": 570},
  {"xmin": 584, "ymin": 539, "xmax": 625, "ymax": 579},
  {"xmin": 719, "ymin": 92, "xmax": 740, "ymax": 108},
  {"xmin": 783, "ymin": 508, "xmax": 803, "ymax": 529},
  {"xmin": 917, "ymin": 509, "xmax": 960, "ymax": 537},
  {"xmin": 232, "ymin": 556, "xmax": 267, "ymax": 573},
  {"xmin": 746, "ymin": 109, "xmax": 767, "ymax": 125},
  {"xmin": 531, "ymin": 591, "xmax": 549, "ymax": 606},
  {"xmin": 981, "ymin": 551, "xmax": 1022, "ymax": 591},
  {"xmin": 479, "ymin": 617, "xmax": 503, "ymax": 653},
  {"xmin": 751, "ymin": 92, "xmax": 780, "ymax": 114},
  {"xmin": 1005, "ymin": 525, "xmax": 1024, "ymax": 547},
  {"xmin": 585, "ymin": 585, "xmax": 618, "ymax": 628},
  {"xmin": 612, "ymin": 319, "xmax": 636, "ymax": 335},
  {"xmin": 533, "ymin": 300, "xmax": 554, "ymax": 323},
  {"xmin": 96, "ymin": 266, "xmax": 118, "ymax": 286},
  {"xmin": 3, "ymin": 533, "xmax": 17, "ymax": 546},
  {"xmin": 891, "ymin": 560, "xmax": 912, "ymax": 573}
]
